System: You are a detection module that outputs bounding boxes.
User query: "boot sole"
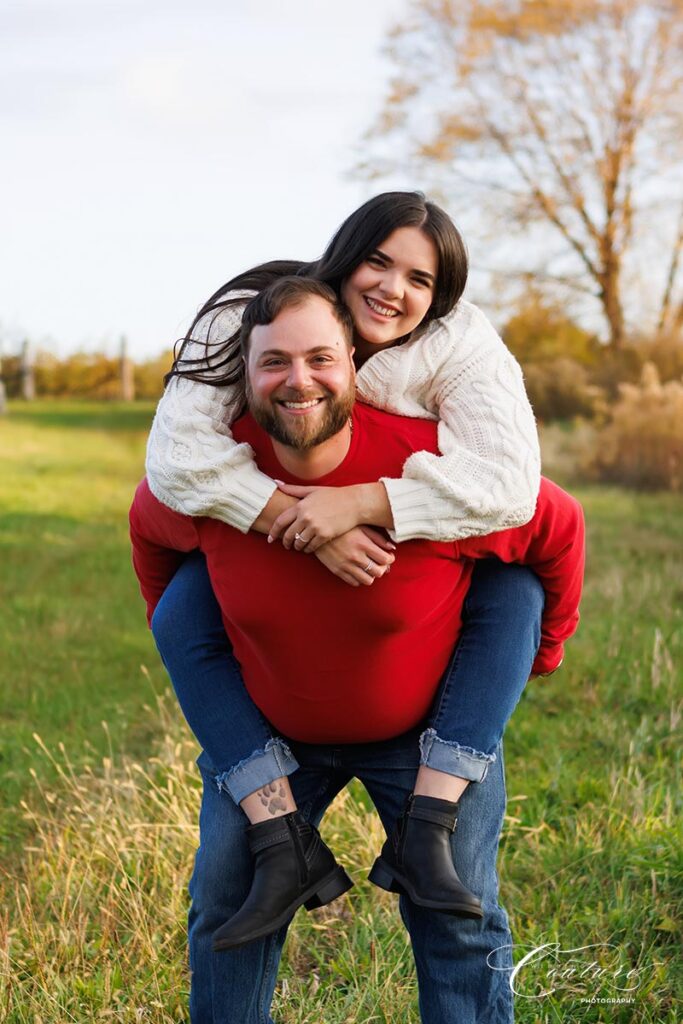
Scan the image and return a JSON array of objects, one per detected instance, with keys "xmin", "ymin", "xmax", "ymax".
[
  {"xmin": 368, "ymin": 857, "xmax": 484, "ymax": 919},
  {"xmin": 212, "ymin": 866, "xmax": 354, "ymax": 951}
]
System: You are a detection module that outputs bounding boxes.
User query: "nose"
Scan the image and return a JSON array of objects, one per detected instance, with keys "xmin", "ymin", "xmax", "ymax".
[
  {"xmin": 286, "ymin": 359, "xmax": 312, "ymax": 390},
  {"xmin": 379, "ymin": 269, "xmax": 403, "ymax": 300}
]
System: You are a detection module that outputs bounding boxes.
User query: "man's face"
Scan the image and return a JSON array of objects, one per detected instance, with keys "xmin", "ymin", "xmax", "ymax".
[{"xmin": 245, "ymin": 296, "xmax": 356, "ymax": 452}]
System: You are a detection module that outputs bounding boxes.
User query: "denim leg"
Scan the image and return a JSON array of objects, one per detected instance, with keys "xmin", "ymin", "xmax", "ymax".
[
  {"xmin": 151, "ymin": 552, "xmax": 299, "ymax": 802},
  {"xmin": 189, "ymin": 748, "xmax": 349, "ymax": 1024},
  {"xmin": 421, "ymin": 561, "xmax": 544, "ymax": 783},
  {"xmin": 347, "ymin": 733, "xmax": 513, "ymax": 1024}
]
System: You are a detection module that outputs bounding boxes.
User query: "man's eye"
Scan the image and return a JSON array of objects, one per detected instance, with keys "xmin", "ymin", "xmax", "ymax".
[{"xmin": 263, "ymin": 360, "xmax": 284, "ymax": 367}]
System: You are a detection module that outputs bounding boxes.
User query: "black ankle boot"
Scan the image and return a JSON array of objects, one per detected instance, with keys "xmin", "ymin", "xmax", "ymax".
[
  {"xmin": 212, "ymin": 812, "xmax": 353, "ymax": 951},
  {"xmin": 368, "ymin": 794, "xmax": 483, "ymax": 918}
]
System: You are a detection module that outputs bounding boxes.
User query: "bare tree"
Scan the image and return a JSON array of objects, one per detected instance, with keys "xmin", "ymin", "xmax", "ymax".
[{"xmin": 356, "ymin": 0, "xmax": 683, "ymax": 347}]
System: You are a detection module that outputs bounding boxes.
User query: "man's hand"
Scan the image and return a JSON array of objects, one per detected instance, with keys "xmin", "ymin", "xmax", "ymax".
[
  {"xmin": 268, "ymin": 482, "xmax": 394, "ymax": 552},
  {"xmin": 314, "ymin": 526, "xmax": 396, "ymax": 587}
]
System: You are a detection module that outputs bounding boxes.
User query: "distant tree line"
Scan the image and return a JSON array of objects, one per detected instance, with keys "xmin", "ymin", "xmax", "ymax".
[{"xmin": 0, "ymin": 344, "xmax": 173, "ymax": 402}]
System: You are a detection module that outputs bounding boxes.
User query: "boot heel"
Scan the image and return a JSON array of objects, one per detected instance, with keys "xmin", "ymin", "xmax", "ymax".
[
  {"xmin": 368, "ymin": 858, "xmax": 405, "ymax": 894},
  {"xmin": 304, "ymin": 868, "xmax": 353, "ymax": 910}
]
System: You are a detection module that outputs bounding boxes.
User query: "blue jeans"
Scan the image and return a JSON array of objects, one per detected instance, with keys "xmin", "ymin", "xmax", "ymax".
[
  {"xmin": 189, "ymin": 733, "xmax": 514, "ymax": 1024},
  {"xmin": 152, "ymin": 555, "xmax": 543, "ymax": 800}
]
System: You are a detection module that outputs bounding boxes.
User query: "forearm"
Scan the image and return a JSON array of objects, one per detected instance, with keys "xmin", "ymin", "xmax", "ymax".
[{"xmin": 252, "ymin": 489, "xmax": 299, "ymax": 534}]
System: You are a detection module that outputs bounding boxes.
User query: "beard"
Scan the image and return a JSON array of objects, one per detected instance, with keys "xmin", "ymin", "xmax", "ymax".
[{"xmin": 246, "ymin": 380, "xmax": 356, "ymax": 452}]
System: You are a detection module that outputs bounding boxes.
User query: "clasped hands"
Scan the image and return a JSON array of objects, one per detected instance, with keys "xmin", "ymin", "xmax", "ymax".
[{"xmin": 267, "ymin": 481, "xmax": 396, "ymax": 588}]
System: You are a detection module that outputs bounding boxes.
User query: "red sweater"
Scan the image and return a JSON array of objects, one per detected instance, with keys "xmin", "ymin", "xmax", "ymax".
[{"xmin": 130, "ymin": 404, "xmax": 585, "ymax": 743}]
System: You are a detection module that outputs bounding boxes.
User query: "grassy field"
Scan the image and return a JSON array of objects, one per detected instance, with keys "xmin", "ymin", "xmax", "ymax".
[
  {"xmin": 1, "ymin": 401, "xmax": 681, "ymax": 1023},
  {"xmin": 0, "ymin": 401, "xmax": 164, "ymax": 856}
]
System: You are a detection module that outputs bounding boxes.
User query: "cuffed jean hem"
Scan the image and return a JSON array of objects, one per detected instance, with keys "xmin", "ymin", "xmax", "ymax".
[
  {"xmin": 419, "ymin": 728, "xmax": 496, "ymax": 784},
  {"xmin": 213, "ymin": 738, "xmax": 300, "ymax": 804}
]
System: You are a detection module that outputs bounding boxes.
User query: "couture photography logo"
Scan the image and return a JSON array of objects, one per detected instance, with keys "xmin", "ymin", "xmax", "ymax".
[{"xmin": 487, "ymin": 941, "xmax": 662, "ymax": 1003}]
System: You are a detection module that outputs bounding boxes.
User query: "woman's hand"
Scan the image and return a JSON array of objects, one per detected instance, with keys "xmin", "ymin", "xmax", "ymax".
[
  {"xmin": 314, "ymin": 526, "xmax": 396, "ymax": 587},
  {"xmin": 268, "ymin": 481, "xmax": 394, "ymax": 552}
]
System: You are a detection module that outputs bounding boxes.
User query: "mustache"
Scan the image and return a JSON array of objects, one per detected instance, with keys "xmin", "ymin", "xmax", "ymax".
[{"xmin": 272, "ymin": 388, "xmax": 330, "ymax": 402}]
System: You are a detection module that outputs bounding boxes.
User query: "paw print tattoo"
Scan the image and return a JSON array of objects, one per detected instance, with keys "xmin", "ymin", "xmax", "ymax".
[{"xmin": 258, "ymin": 781, "xmax": 288, "ymax": 814}]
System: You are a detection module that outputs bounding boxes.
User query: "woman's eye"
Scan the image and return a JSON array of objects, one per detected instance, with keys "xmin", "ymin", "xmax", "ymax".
[{"xmin": 367, "ymin": 256, "xmax": 384, "ymax": 266}]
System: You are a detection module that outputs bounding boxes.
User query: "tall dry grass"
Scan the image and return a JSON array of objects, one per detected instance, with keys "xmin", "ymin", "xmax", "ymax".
[
  {"xmin": 588, "ymin": 363, "xmax": 683, "ymax": 491},
  {"xmin": 1, "ymin": 698, "xmax": 416, "ymax": 1024}
]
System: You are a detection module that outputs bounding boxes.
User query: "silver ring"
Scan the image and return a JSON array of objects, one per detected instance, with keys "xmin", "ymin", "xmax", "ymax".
[
  {"xmin": 294, "ymin": 533, "xmax": 303, "ymax": 542},
  {"xmin": 363, "ymin": 561, "xmax": 374, "ymax": 574}
]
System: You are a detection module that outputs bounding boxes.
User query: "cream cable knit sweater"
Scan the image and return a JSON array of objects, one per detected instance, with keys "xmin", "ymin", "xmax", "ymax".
[{"xmin": 146, "ymin": 296, "xmax": 541, "ymax": 543}]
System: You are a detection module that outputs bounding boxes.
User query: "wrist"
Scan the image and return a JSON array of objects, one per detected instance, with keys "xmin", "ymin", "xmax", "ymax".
[
  {"xmin": 252, "ymin": 490, "xmax": 297, "ymax": 535},
  {"xmin": 356, "ymin": 482, "xmax": 394, "ymax": 530}
]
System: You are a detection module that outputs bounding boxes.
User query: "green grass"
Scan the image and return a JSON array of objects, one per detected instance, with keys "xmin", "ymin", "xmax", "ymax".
[
  {"xmin": 1, "ymin": 401, "xmax": 681, "ymax": 1022},
  {"xmin": 0, "ymin": 400, "xmax": 165, "ymax": 857}
]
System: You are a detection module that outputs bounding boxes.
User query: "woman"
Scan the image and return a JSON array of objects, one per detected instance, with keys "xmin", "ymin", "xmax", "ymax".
[{"xmin": 146, "ymin": 192, "xmax": 546, "ymax": 947}]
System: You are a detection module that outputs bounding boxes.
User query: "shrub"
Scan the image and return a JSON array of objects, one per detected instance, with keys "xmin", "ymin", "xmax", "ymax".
[
  {"xmin": 588, "ymin": 363, "xmax": 683, "ymax": 491},
  {"xmin": 590, "ymin": 333, "xmax": 683, "ymax": 401},
  {"xmin": 523, "ymin": 357, "xmax": 603, "ymax": 421},
  {"xmin": 503, "ymin": 289, "xmax": 600, "ymax": 367}
]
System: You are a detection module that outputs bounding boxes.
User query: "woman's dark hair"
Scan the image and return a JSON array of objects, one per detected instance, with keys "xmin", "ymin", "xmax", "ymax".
[
  {"xmin": 165, "ymin": 191, "xmax": 468, "ymax": 388},
  {"xmin": 240, "ymin": 277, "xmax": 354, "ymax": 357}
]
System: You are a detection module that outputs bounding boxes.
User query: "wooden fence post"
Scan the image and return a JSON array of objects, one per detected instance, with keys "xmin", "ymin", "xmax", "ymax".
[
  {"xmin": 20, "ymin": 340, "xmax": 35, "ymax": 400},
  {"xmin": 119, "ymin": 336, "xmax": 135, "ymax": 401}
]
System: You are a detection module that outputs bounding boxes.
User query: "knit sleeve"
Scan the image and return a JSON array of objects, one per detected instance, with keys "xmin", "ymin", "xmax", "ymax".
[
  {"xmin": 145, "ymin": 297, "xmax": 277, "ymax": 533},
  {"xmin": 377, "ymin": 305, "xmax": 541, "ymax": 543}
]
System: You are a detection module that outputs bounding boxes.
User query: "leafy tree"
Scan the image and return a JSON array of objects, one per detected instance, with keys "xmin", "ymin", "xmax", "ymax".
[{"xmin": 357, "ymin": 0, "xmax": 683, "ymax": 347}]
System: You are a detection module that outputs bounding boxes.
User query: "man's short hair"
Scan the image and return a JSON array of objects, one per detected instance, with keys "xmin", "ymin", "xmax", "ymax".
[{"xmin": 240, "ymin": 277, "xmax": 355, "ymax": 357}]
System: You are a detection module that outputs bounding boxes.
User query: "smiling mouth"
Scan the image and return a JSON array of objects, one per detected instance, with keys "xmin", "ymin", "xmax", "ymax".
[
  {"xmin": 364, "ymin": 296, "xmax": 400, "ymax": 318},
  {"xmin": 277, "ymin": 397, "xmax": 325, "ymax": 411}
]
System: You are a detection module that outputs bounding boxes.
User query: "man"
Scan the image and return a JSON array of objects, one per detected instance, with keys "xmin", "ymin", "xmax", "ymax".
[{"xmin": 130, "ymin": 277, "xmax": 584, "ymax": 1023}]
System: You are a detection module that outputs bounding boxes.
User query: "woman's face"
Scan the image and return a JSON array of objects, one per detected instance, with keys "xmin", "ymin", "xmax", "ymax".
[{"xmin": 341, "ymin": 226, "xmax": 438, "ymax": 352}]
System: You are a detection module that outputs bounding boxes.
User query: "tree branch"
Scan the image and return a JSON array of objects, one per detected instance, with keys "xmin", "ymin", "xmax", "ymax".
[
  {"xmin": 478, "ymin": 99, "xmax": 601, "ymax": 281},
  {"xmin": 658, "ymin": 203, "xmax": 683, "ymax": 332}
]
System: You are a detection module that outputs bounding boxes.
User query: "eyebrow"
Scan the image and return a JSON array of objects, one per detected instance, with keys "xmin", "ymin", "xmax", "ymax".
[
  {"xmin": 373, "ymin": 248, "xmax": 436, "ymax": 284},
  {"xmin": 257, "ymin": 345, "xmax": 340, "ymax": 358}
]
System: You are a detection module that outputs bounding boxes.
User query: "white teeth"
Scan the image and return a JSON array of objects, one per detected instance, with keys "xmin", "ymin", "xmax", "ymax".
[
  {"xmin": 365, "ymin": 297, "xmax": 399, "ymax": 317},
  {"xmin": 283, "ymin": 399, "xmax": 321, "ymax": 409}
]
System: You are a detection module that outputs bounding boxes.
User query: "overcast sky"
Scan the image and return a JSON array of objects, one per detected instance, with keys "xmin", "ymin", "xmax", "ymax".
[{"xmin": 2, "ymin": 0, "xmax": 415, "ymax": 358}]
